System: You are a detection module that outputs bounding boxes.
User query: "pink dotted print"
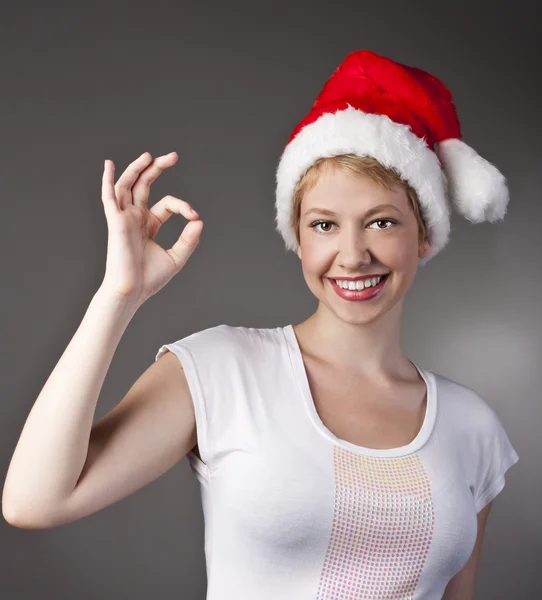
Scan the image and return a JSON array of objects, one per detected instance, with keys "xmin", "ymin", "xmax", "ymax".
[{"xmin": 316, "ymin": 446, "xmax": 435, "ymax": 599}]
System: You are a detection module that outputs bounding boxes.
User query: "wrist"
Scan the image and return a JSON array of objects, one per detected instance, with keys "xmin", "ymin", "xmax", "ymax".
[{"xmin": 93, "ymin": 285, "xmax": 144, "ymax": 314}]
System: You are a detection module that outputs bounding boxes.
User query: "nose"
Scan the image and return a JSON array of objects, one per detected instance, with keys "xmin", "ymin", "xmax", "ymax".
[{"xmin": 336, "ymin": 225, "xmax": 372, "ymax": 269}]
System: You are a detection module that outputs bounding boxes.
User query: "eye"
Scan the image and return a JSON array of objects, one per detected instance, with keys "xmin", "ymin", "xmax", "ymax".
[
  {"xmin": 368, "ymin": 218, "xmax": 397, "ymax": 230},
  {"xmin": 309, "ymin": 220, "xmax": 336, "ymax": 233}
]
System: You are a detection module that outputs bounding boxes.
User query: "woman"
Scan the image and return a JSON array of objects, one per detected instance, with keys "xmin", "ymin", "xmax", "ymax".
[{"xmin": 3, "ymin": 50, "xmax": 519, "ymax": 599}]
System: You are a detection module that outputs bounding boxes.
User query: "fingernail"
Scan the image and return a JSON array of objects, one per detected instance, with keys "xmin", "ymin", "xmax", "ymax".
[{"xmin": 191, "ymin": 208, "xmax": 199, "ymax": 217}]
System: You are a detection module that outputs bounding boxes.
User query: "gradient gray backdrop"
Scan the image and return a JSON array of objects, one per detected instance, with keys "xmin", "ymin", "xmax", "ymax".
[{"xmin": 1, "ymin": 0, "xmax": 539, "ymax": 598}]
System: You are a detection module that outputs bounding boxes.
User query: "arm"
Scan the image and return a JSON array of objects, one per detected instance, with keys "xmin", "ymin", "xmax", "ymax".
[
  {"xmin": 48, "ymin": 348, "xmax": 197, "ymax": 528},
  {"xmin": 2, "ymin": 288, "xmax": 139, "ymax": 526},
  {"xmin": 3, "ymin": 304, "xmax": 198, "ymax": 529},
  {"xmin": 3, "ymin": 150, "xmax": 202, "ymax": 529},
  {"xmin": 442, "ymin": 502, "xmax": 492, "ymax": 600}
]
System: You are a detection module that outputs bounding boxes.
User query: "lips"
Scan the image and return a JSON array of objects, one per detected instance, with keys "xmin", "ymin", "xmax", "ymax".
[{"xmin": 329, "ymin": 273, "xmax": 389, "ymax": 301}]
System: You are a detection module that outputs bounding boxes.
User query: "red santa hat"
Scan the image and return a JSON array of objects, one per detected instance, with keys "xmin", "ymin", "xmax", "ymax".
[{"xmin": 274, "ymin": 49, "xmax": 509, "ymax": 265}]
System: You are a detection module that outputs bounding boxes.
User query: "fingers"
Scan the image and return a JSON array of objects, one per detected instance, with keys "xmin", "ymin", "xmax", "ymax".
[
  {"xmin": 102, "ymin": 160, "xmax": 121, "ymax": 217},
  {"xmin": 149, "ymin": 195, "xmax": 203, "ymax": 270},
  {"xmin": 114, "ymin": 152, "xmax": 154, "ymax": 210},
  {"xmin": 168, "ymin": 218, "xmax": 204, "ymax": 270},
  {"xmin": 149, "ymin": 195, "xmax": 200, "ymax": 227},
  {"xmin": 131, "ymin": 152, "xmax": 178, "ymax": 208}
]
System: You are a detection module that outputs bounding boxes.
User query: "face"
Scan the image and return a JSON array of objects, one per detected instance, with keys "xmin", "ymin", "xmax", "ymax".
[{"xmin": 296, "ymin": 166, "xmax": 431, "ymax": 325}]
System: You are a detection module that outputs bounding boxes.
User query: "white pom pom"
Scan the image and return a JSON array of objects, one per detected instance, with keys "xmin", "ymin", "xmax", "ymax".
[{"xmin": 436, "ymin": 138, "xmax": 509, "ymax": 223}]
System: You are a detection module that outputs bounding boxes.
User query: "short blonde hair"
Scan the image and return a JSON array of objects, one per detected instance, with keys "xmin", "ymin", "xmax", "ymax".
[{"xmin": 291, "ymin": 154, "xmax": 429, "ymax": 248}]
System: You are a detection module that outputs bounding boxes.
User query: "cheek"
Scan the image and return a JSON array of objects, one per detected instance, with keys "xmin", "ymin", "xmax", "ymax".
[
  {"xmin": 302, "ymin": 257, "xmax": 327, "ymax": 281},
  {"xmin": 387, "ymin": 242, "xmax": 420, "ymax": 290},
  {"xmin": 381, "ymin": 233, "xmax": 419, "ymax": 267},
  {"xmin": 299, "ymin": 238, "xmax": 331, "ymax": 270}
]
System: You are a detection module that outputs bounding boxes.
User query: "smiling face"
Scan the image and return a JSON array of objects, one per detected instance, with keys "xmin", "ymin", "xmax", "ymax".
[{"xmin": 296, "ymin": 165, "xmax": 431, "ymax": 325}]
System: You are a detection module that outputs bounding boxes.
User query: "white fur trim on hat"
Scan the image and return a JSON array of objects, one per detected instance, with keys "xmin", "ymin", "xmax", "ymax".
[
  {"xmin": 436, "ymin": 138, "xmax": 509, "ymax": 223},
  {"xmin": 275, "ymin": 105, "xmax": 451, "ymax": 267}
]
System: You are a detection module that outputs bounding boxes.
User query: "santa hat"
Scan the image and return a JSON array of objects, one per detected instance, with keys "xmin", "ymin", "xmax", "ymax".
[{"xmin": 274, "ymin": 50, "xmax": 509, "ymax": 266}]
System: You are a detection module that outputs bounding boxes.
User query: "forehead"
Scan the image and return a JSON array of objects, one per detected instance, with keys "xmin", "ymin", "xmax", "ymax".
[{"xmin": 301, "ymin": 167, "xmax": 407, "ymax": 213}]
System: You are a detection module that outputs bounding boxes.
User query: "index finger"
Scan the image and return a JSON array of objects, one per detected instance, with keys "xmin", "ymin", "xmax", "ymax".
[
  {"xmin": 113, "ymin": 152, "xmax": 155, "ymax": 209},
  {"xmin": 131, "ymin": 152, "xmax": 179, "ymax": 208}
]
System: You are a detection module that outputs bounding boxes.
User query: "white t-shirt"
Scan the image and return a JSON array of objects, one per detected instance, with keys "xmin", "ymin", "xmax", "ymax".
[{"xmin": 155, "ymin": 324, "xmax": 519, "ymax": 600}]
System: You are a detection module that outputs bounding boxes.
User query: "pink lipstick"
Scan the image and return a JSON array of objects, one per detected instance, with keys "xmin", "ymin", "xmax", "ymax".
[{"xmin": 329, "ymin": 274, "xmax": 389, "ymax": 302}]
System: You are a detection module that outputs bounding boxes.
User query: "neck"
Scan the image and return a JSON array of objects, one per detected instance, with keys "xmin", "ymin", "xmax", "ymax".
[{"xmin": 293, "ymin": 300, "xmax": 416, "ymax": 383}]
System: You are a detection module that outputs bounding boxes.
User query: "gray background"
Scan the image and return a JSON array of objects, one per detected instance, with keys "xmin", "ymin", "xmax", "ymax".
[{"xmin": 1, "ymin": 0, "xmax": 539, "ymax": 598}]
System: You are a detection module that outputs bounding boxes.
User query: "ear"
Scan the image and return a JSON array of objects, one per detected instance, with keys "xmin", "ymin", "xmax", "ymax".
[
  {"xmin": 296, "ymin": 246, "xmax": 302, "ymax": 260},
  {"xmin": 418, "ymin": 239, "xmax": 431, "ymax": 259}
]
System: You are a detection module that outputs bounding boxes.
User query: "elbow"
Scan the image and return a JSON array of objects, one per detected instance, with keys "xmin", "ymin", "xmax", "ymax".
[
  {"xmin": 3, "ymin": 506, "xmax": 57, "ymax": 530},
  {"xmin": 3, "ymin": 501, "xmax": 49, "ymax": 530},
  {"xmin": 2, "ymin": 490, "xmax": 57, "ymax": 530}
]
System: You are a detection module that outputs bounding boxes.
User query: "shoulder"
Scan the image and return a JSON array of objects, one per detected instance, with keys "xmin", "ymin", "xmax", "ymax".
[
  {"xmin": 182, "ymin": 323, "xmax": 278, "ymax": 345},
  {"xmin": 159, "ymin": 323, "xmax": 281, "ymax": 361},
  {"xmin": 429, "ymin": 369, "xmax": 504, "ymax": 435}
]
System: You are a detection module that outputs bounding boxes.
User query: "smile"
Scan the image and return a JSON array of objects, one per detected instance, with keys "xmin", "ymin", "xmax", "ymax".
[{"xmin": 329, "ymin": 273, "xmax": 389, "ymax": 302}]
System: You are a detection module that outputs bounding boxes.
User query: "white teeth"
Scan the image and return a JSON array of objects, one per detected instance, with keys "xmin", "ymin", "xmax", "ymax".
[{"xmin": 335, "ymin": 275, "xmax": 384, "ymax": 291}]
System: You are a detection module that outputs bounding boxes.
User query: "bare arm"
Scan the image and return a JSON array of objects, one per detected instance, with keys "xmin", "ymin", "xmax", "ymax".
[
  {"xmin": 2, "ymin": 289, "xmax": 139, "ymax": 526},
  {"xmin": 3, "ymin": 151, "xmax": 203, "ymax": 528},
  {"xmin": 4, "ymin": 343, "xmax": 197, "ymax": 529},
  {"xmin": 4, "ymin": 295, "xmax": 198, "ymax": 529},
  {"xmin": 61, "ymin": 349, "xmax": 197, "ymax": 528}
]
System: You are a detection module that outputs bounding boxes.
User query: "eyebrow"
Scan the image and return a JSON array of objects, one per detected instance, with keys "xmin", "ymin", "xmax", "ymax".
[{"xmin": 304, "ymin": 203, "xmax": 403, "ymax": 218}]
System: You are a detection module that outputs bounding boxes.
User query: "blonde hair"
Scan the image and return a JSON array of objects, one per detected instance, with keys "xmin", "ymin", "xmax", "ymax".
[{"xmin": 291, "ymin": 154, "xmax": 429, "ymax": 248}]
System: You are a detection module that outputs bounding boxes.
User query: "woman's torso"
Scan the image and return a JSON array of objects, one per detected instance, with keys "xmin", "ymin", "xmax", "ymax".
[{"xmin": 155, "ymin": 323, "xmax": 514, "ymax": 599}]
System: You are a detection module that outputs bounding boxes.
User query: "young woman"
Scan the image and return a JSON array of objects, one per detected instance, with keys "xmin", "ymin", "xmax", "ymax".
[{"xmin": 3, "ymin": 50, "xmax": 519, "ymax": 599}]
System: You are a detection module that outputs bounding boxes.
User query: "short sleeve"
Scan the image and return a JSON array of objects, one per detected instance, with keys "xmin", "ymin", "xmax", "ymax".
[
  {"xmin": 155, "ymin": 325, "xmax": 230, "ymax": 482},
  {"xmin": 472, "ymin": 408, "xmax": 519, "ymax": 513}
]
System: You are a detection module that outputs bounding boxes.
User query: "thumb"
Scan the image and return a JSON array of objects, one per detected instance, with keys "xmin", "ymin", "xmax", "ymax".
[{"xmin": 167, "ymin": 219, "xmax": 204, "ymax": 270}]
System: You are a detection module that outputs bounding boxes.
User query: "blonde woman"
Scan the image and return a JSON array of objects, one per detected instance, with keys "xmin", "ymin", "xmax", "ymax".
[{"xmin": 3, "ymin": 50, "xmax": 519, "ymax": 600}]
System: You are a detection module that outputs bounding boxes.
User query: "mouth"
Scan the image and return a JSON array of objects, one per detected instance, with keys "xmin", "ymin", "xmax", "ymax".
[{"xmin": 329, "ymin": 273, "xmax": 390, "ymax": 302}]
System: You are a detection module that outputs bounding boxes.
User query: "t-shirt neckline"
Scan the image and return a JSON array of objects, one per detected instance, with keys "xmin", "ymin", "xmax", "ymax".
[{"xmin": 282, "ymin": 323, "xmax": 437, "ymax": 458}]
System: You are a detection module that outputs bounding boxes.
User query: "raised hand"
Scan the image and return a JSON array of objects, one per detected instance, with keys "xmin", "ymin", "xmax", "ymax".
[{"xmin": 99, "ymin": 151, "xmax": 203, "ymax": 305}]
